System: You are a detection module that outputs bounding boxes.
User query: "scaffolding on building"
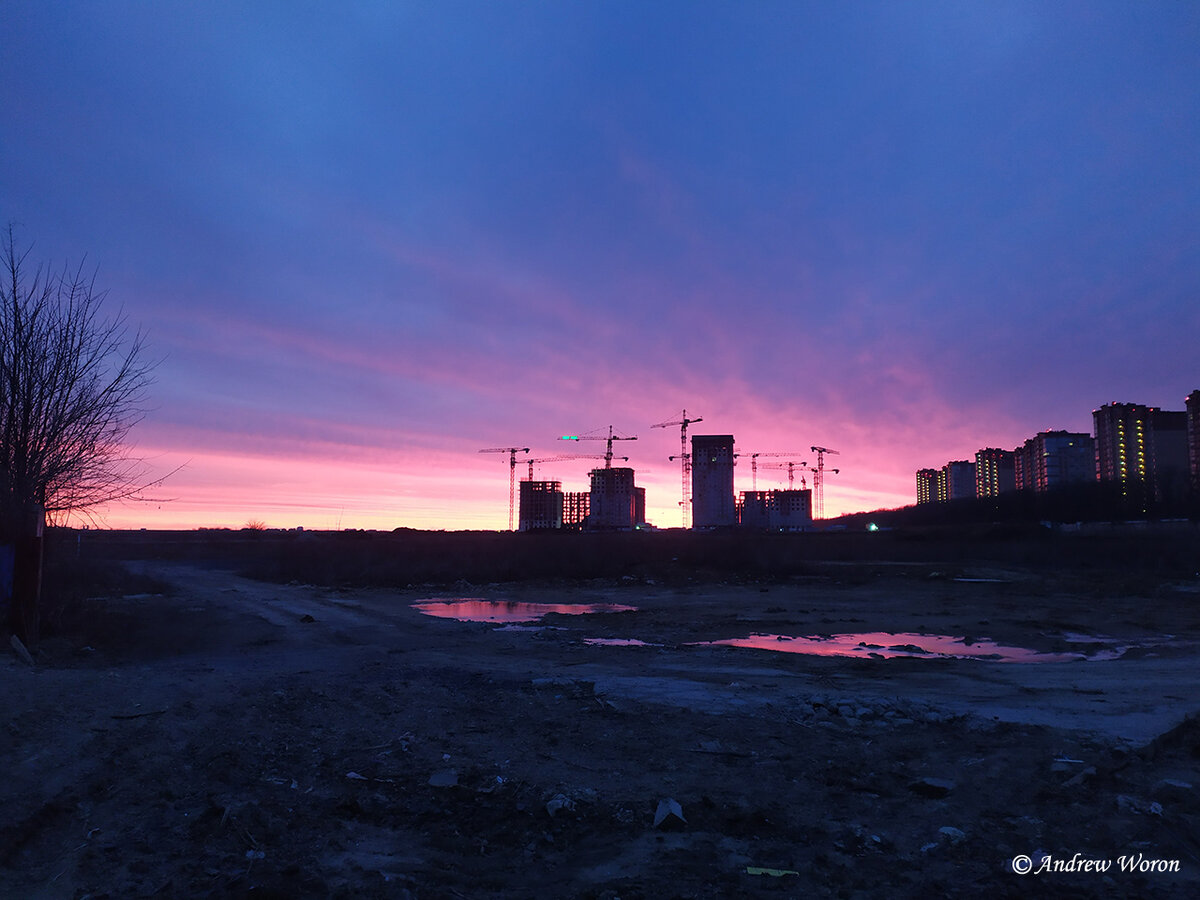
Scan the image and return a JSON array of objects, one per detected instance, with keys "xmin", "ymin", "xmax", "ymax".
[{"xmin": 562, "ymin": 491, "xmax": 590, "ymax": 531}]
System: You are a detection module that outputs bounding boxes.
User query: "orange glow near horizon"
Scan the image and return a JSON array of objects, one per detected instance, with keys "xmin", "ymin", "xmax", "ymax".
[
  {"xmin": 67, "ymin": 386, "xmax": 999, "ymax": 534},
  {"xmin": 60, "ymin": 293, "xmax": 1070, "ymax": 533}
]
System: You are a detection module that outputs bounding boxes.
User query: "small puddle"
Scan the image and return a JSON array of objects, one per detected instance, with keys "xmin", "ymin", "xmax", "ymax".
[
  {"xmin": 689, "ymin": 632, "xmax": 1113, "ymax": 663},
  {"xmin": 412, "ymin": 599, "xmax": 637, "ymax": 624}
]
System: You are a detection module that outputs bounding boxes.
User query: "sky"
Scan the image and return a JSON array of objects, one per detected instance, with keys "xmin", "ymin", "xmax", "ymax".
[{"xmin": 3, "ymin": 1, "xmax": 1198, "ymax": 530}]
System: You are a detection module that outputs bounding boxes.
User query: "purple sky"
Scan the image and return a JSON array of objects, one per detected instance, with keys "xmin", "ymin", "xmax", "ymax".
[{"xmin": 3, "ymin": 2, "xmax": 1198, "ymax": 529}]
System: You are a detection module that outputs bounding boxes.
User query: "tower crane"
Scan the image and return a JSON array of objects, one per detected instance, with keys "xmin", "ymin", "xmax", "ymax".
[
  {"xmin": 758, "ymin": 461, "xmax": 809, "ymax": 490},
  {"xmin": 559, "ymin": 425, "xmax": 637, "ymax": 468},
  {"xmin": 809, "ymin": 445, "xmax": 841, "ymax": 519},
  {"xmin": 652, "ymin": 409, "xmax": 703, "ymax": 527},
  {"xmin": 478, "ymin": 446, "xmax": 530, "ymax": 531},
  {"xmin": 522, "ymin": 455, "xmax": 619, "ymax": 480},
  {"xmin": 745, "ymin": 452, "xmax": 807, "ymax": 491},
  {"xmin": 806, "ymin": 467, "xmax": 839, "ymax": 518}
]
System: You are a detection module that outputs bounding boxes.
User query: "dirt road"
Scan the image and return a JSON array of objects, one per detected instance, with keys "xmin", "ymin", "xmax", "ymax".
[{"xmin": 3, "ymin": 561, "xmax": 1198, "ymax": 897}]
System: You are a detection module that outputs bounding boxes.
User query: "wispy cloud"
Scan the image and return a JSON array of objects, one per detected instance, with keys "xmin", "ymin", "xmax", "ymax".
[{"xmin": 6, "ymin": 2, "xmax": 1197, "ymax": 529}]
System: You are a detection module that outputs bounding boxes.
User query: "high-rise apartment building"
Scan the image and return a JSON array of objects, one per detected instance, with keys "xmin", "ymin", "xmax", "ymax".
[
  {"xmin": 1093, "ymin": 403, "xmax": 1151, "ymax": 485},
  {"xmin": 691, "ymin": 435, "xmax": 736, "ymax": 528},
  {"xmin": 1013, "ymin": 440, "xmax": 1034, "ymax": 491},
  {"xmin": 975, "ymin": 448, "xmax": 1016, "ymax": 497},
  {"xmin": 1014, "ymin": 431, "xmax": 1094, "ymax": 492},
  {"xmin": 1152, "ymin": 412, "xmax": 1189, "ymax": 502},
  {"xmin": 915, "ymin": 468, "xmax": 939, "ymax": 505},
  {"xmin": 1093, "ymin": 402, "xmax": 1188, "ymax": 503},
  {"xmin": 1186, "ymin": 390, "xmax": 1200, "ymax": 493},
  {"xmin": 940, "ymin": 460, "xmax": 976, "ymax": 501}
]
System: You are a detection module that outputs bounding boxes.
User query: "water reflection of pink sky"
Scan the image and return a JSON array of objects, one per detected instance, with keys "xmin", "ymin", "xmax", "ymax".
[
  {"xmin": 412, "ymin": 599, "xmax": 638, "ymax": 623},
  {"xmin": 693, "ymin": 632, "xmax": 1098, "ymax": 663}
]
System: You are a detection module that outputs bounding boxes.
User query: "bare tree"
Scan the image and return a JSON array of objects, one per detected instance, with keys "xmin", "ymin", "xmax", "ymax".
[{"xmin": 2, "ymin": 227, "xmax": 156, "ymax": 643}]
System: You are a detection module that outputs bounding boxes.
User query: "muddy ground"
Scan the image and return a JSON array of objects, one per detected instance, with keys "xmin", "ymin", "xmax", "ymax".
[{"xmin": 3, "ymin": 556, "xmax": 1200, "ymax": 898}]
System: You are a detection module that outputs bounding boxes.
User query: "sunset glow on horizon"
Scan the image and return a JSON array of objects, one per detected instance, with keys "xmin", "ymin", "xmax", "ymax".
[{"xmin": 6, "ymin": 2, "xmax": 1197, "ymax": 532}]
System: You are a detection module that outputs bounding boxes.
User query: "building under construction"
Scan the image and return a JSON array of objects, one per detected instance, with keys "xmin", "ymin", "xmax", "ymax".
[
  {"xmin": 691, "ymin": 435, "xmax": 736, "ymax": 528},
  {"xmin": 513, "ymin": 429, "xmax": 826, "ymax": 532},
  {"xmin": 518, "ymin": 480, "xmax": 564, "ymax": 531},
  {"xmin": 517, "ymin": 469, "xmax": 644, "ymax": 532},
  {"xmin": 737, "ymin": 489, "xmax": 813, "ymax": 531},
  {"xmin": 587, "ymin": 466, "xmax": 645, "ymax": 530}
]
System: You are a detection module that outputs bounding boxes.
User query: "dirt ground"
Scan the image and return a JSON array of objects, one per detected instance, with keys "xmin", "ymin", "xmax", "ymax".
[{"xmin": 3, "ymin": 558, "xmax": 1200, "ymax": 898}]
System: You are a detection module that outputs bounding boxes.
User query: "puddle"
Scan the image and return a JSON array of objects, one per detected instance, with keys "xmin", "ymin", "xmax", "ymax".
[
  {"xmin": 412, "ymin": 599, "xmax": 637, "ymax": 624},
  {"xmin": 689, "ymin": 632, "xmax": 1117, "ymax": 663},
  {"xmin": 411, "ymin": 601, "xmax": 1166, "ymax": 663}
]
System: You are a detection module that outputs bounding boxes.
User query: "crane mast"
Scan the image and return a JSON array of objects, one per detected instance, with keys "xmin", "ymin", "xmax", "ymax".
[
  {"xmin": 809, "ymin": 446, "xmax": 841, "ymax": 519},
  {"xmin": 478, "ymin": 446, "xmax": 530, "ymax": 530},
  {"xmin": 652, "ymin": 409, "xmax": 703, "ymax": 528}
]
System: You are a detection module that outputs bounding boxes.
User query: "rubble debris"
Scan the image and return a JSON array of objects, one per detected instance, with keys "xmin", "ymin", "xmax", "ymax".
[
  {"xmin": 653, "ymin": 798, "xmax": 686, "ymax": 828},
  {"xmin": 746, "ymin": 866, "xmax": 800, "ymax": 877},
  {"xmin": 938, "ymin": 826, "xmax": 966, "ymax": 845},
  {"xmin": 10, "ymin": 634, "xmax": 35, "ymax": 666},
  {"xmin": 1116, "ymin": 794, "xmax": 1163, "ymax": 816},
  {"xmin": 908, "ymin": 777, "xmax": 955, "ymax": 799},
  {"xmin": 1152, "ymin": 778, "xmax": 1194, "ymax": 803},
  {"xmin": 1061, "ymin": 766, "xmax": 1097, "ymax": 788},
  {"xmin": 111, "ymin": 709, "xmax": 167, "ymax": 720}
]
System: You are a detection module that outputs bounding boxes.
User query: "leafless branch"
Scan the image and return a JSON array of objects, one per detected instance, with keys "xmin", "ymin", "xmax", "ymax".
[{"xmin": 1, "ymin": 226, "xmax": 161, "ymax": 530}]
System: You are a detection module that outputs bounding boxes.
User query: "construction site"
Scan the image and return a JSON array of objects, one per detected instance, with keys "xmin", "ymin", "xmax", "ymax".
[
  {"xmin": 9, "ymin": 523, "xmax": 1200, "ymax": 898},
  {"xmin": 482, "ymin": 412, "xmax": 842, "ymax": 534}
]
